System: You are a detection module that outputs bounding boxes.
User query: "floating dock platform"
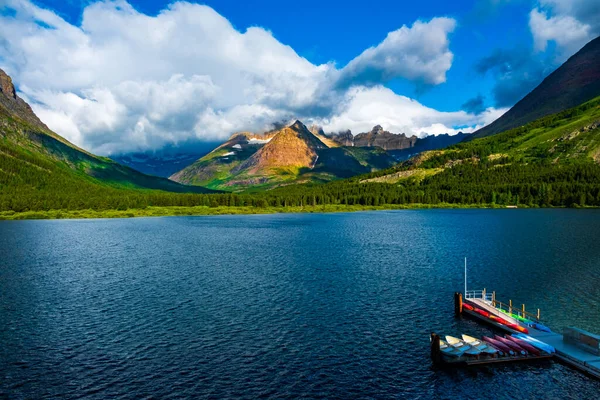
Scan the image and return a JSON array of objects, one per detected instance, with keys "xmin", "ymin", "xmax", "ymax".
[
  {"xmin": 430, "ymin": 332, "xmax": 553, "ymax": 367},
  {"xmin": 454, "ymin": 290, "xmax": 600, "ymax": 379}
]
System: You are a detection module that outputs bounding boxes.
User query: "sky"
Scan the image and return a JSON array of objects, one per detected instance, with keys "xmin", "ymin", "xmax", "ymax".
[{"xmin": 1, "ymin": 0, "xmax": 599, "ymax": 156}]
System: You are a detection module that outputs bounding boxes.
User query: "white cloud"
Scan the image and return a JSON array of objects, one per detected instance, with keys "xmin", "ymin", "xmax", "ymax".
[
  {"xmin": 338, "ymin": 17, "xmax": 456, "ymax": 86},
  {"xmin": 0, "ymin": 0, "xmax": 492, "ymax": 155},
  {"xmin": 314, "ymin": 86, "xmax": 507, "ymax": 137},
  {"xmin": 25, "ymin": 74, "xmax": 219, "ymax": 154},
  {"xmin": 529, "ymin": 9, "xmax": 592, "ymax": 56},
  {"xmin": 529, "ymin": 1, "xmax": 599, "ymax": 60},
  {"xmin": 539, "ymin": 0, "xmax": 600, "ymax": 29}
]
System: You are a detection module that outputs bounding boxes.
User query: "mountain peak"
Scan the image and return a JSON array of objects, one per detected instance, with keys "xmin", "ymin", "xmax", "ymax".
[
  {"xmin": 0, "ymin": 69, "xmax": 17, "ymax": 100},
  {"xmin": 0, "ymin": 68, "xmax": 49, "ymax": 131},
  {"xmin": 371, "ymin": 125, "xmax": 384, "ymax": 134},
  {"xmin": 290, "ymin": 120, "xmax": 307, "ymax": 130}
]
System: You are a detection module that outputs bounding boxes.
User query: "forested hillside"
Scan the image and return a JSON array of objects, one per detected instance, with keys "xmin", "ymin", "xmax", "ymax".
[{"xmin": 0, "ymin": 69, "xmax": 216, "ymax": 212}]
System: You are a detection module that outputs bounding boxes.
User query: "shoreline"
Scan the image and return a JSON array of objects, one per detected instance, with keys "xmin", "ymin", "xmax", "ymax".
[
  {"xmin": 0, "ymin": 204, "xmax": 483, "ymax": 220},
  {"xmin": 1, "ymin": 203, "xmax": 594, "ymax": 221}
]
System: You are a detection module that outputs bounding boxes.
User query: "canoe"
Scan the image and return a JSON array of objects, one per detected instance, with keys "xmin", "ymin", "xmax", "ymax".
[
  {"xmin": 497, "ymin": 308, "xmax": 542, "ymax": 332},
  {"xmin": 445, "ymin": 336, "xmax": 481, "ymax": 356},
  {"xmin": 488, "ymin": 315, "xmax": 529, "ymax": 333},
  {"xmin": 470, "ymin": 306, "xmax": 529, "ymax": 333},
  {"xmin": 494, "ymin": 335, "xmax": 528, "ymax": 355},
  {"xmin": 446, "ymin": 335, "xmax": 471, "ymax": 351},
  {"xmin": 498, "ymin": 308, "xmax": 525, "ymax": 322},
  {"xmin": 475, "ymin": 308, "xmax": 490, "ymax": 318},
  {"xmin": 461, "ymin": 334, "xmax": 500, "ymax": 355},
  {"xmin": 488, "ymin": 314, "xmax": 506, "ymax": 324},
  {"xmin": 482, "ymin": 336, "xmax": 514, "ymax": 355},
  {"xmin": 506, "ymin": 322, "xmax": 529, "ymax": 334},
  {"xmin": 440, "ymin": 339, "xmax": 464, "ymax": 357},
  {"xmin": 462, "ymin": 303, "xmax": 474, "ymax": 311},
  {"xmin": 532, "ymin": 323, "xmax": 552, "ymax": 333},
  {"xmin": 513, "ymin": 334, "xmax": 555, "ymax": 354},
  {"xmin": 513, "ymin": 314, "xmax": 532, "ymax": 323},
  {"xmin": 504, "ymin": 335, "xmax": 540, "ymax": 356},
  {"xmin": 513, "ymin": 324, "xmax": 529, "ymax": 334}
]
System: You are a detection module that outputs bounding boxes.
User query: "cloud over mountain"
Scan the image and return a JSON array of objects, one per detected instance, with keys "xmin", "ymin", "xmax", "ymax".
[
  {"xmin": 0, "ymin": 0, "xmax": 493, "ymax": 155},
  {"xmin": 530, "ymin": 0, "xmax": 600, "ymax": 59},
  {"xmin": 317, "ymin": 86, "xmax": 505, "ymax": 137},
  {"xmin": 473, "ymin": 0, "xmax": 599, "ymax": 110}
]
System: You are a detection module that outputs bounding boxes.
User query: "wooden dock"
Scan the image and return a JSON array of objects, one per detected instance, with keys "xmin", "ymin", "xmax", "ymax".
[{"xmin": 459, "ymin": 292, "xmax": 600, "ymax": 379}]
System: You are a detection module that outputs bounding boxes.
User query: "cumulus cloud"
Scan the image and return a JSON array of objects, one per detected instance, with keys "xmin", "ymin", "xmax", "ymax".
[
  {"xmin": 0, "ymin": 0, "xmax": 490, "ymax": 155},
  {"xmin": 529, "ymin": 8, "xmax": 591, "ymax": 56},
  {"xmin": 314, "ymin": 86, "xmax": 507, "ymax": 137},
  {"xmin": 475, "ymin": 0, "xmax": 598, "ymax": 110},
  {"xmin": 337, "ymin": 17, "xmax": 456, "ymax": 87},
  {"xmin": 529, "ymin": 0, "xmax": 599, "ymax": 59},
  {"xmin": 539, "ymin": 0, "xmax": 600, "ymax": 31},
  {"xmin": 27, "ymin": 74, "xmax": 219, "ymax": 154}
]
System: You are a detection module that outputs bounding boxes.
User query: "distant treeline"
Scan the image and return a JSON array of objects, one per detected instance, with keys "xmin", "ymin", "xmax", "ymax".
[{"xmin": 3, "ymin": 161, "xmax": 600, "ymax": 212}]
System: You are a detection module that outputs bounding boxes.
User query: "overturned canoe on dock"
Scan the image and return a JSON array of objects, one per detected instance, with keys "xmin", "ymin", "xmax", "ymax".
[
  {"xmin": 461, "ymin": 334, "xmax": 500, "ymax": 355},
  {"xmin": 439, "ymin": 339, "xmax": 464, "ymax": 358},
  {"xmin": 505, "ymin": 335, "xmax": 541, "ymax": 356},
  {"xmin": 482, "ymin": 336, "xmax": 515, "ymax": 355},
  {"xmin": 431, "ymin": 332, "xmax": 553, "ymax": 367},
  {"xmin": 495, "ymin": 335, "xmax": 528, "ymax": 355},
  {"xmin": 513, "ymin": 334, "xmax": 556, "ymax": 354},
  {"xmin": 445, "ymin": 336, "xmax": 482, "ymax": 356}
]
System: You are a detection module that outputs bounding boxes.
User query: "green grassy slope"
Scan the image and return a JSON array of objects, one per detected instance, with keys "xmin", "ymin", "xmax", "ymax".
[
  {"xmin": 412, "ymin": 96, "xmax": 600, "ymax": 169},
  {"xmin": 298, "ymin": 96, "xmax": 600, "ymax": 207},
  {"xmin": 0, "ymin": 106, "xmax": 214, "ymax": 190}
]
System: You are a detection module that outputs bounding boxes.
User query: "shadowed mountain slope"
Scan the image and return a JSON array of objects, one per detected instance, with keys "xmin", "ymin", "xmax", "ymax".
[
  {"xmin": 473, "ymin": 36, "xmax": 600, "ymax": 139},
  {"xmin": 0, "ymin": 68, "xmax": 214, "ymax": 198}
]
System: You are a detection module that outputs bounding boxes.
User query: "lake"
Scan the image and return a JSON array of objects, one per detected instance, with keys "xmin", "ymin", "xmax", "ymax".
[{"xmin": 1, "ymin": 210, "xmax": 600, "ymax": 399}]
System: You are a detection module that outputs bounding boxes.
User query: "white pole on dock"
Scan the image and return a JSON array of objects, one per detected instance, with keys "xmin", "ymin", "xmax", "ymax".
[{"xmin": 464, "ymin": 257, "xmax": 467, "ymax": 296}]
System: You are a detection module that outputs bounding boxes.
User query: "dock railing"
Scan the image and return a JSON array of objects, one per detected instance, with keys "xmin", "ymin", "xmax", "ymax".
[
  {"xmin": 464, "ymin": 289, "xmax": 493, "ymax": 302},
  {"xmin": 465, "ymin": 289, "xmax": 543, "ymax": 322},
  {"xmin": 490, "ymin": 299, "xmax": 543, "ymax": 322}
]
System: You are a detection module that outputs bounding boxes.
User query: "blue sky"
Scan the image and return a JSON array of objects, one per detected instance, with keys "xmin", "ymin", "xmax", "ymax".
[{"xmin": 1, "ymin": 0, "xmax": 599, "ymax": 154}]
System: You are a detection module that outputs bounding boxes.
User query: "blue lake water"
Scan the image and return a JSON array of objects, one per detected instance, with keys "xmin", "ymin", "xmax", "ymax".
[{"xmin": 1, "ymin": 209, "xmax": 600, "ymax": 399}]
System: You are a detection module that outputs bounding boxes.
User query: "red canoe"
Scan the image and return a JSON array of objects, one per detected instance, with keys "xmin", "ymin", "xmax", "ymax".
[
  {"xmin": 475, "ymin": 308, "xmax": 490, "ymax": 318},
  {"xmin": 488, "ymin": 315, "xmax": 529, "ymax": 334},
  {"xmin": 466, "ymin": 305, "xmax": 529, "ymax": 334},
  {"xmin": 513, "ymin": 324, "xmax": 529, "ymax": 334}
]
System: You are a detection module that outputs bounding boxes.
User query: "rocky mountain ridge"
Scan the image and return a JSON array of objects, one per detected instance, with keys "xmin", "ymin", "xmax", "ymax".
[
  {"xmin": 170, "ymin": 120, "xmax": 396, "ymax": 190},
  {"xmin": 0, "ymin": 69, "xmax": 49, "ymax": 132}
]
